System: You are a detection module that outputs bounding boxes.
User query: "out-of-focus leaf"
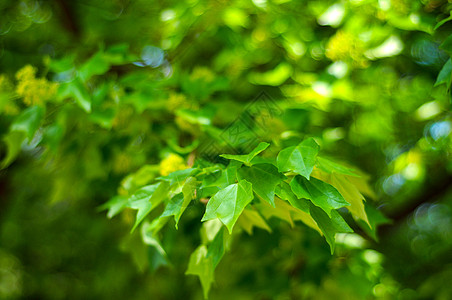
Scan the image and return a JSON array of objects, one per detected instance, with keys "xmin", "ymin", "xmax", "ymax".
[
  {"xmin": 257, "ymin": 198, "xmax": 295, "ymax": 227},
  {"xmin": 277, "ymin": 138, "xmax": 319, "ymax": 179},
  {"xmin": 206, "ymin": 227, "xmax": 226, "ymax": 268},
  {"xmin": 141, "ymin": 218, "xmax": 170, "ymax": 272},
  {"xmin": 41, "ymin": 123, "xmax": 64, "ymax": 153},
  {"xmin": 237, "ymin": 163, "xmax": 285, "ymax": 207},
  {"xmin": 435, "ymin": 15, "xmax": 452, "ymax": 30},
  {"xmin": 347, "ymin": 174, "xmax": 376, "ymax": 199},
  {"xmin": 290, "ymin": 175, "xmax": 349, "ymax": 217},
  {"xmin": 58, "ymin": 79, "xmax": 92, "ymax": 112},
  {"xmin": 200, "ymin": 219, "xmax": 223, "ymax": 244},
  {"xmin": 440, "ymin": 34, "xmax": 452, "ymax": 55},
  {"xmin": 10, "ymin": 105, "xmax": 45, "ymax": 140},
  {"xmin": 202, "ymin": 180, "xmax": 254, "ymax": 233},
  {"xmin": 435, "ymin": 59, "xmax": 452, "ymax": 88},
  {"xmin": 1, "ymin": 131, "xmax": 26, "ymax": 168},
  {"xmin": 186, "ymin": 245, "xmax": 214, "ymax": 299},
  {"xmin": 237, "ymin": 208, "xmax": 272, "ymax": 234},
  {"xmin": 357, "ymin": 204, "xmax": 392, "ymax": 241},
  {"xmin": 248, "ymin": 63, "xmax": 293, "ymax": 86},
  {"xmin": 78, "ymin": 51, "xmax": 110, "ymax": 82},
  {"xmin": 100, "ymin": 195, "xmax": 128, "ymax": 218}
]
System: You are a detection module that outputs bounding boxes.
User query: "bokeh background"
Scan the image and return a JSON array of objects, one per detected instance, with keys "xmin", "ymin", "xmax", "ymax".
[{"xmin": 1, "ymin": 0, "xmax": 452, "ymax": 299}]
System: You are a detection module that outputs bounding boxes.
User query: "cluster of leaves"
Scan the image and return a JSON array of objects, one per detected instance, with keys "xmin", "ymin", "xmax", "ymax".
[
  {"xmin": 1, "ymin": 0, "xmax": 452, "ymax": 299},
  {"xmin": 101, "ymin": 138, "xmax": 380, "ymax": 297}
]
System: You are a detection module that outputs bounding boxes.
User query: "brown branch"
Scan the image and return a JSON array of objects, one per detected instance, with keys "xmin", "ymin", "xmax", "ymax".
[{"xmin": 54, "ymin": 0, "xmax": 80, "ymax": 38}]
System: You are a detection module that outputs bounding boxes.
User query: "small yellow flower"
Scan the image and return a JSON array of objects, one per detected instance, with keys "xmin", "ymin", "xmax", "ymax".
[
  {"xmin": 15, "ymin": 65, "xmax": 37, "ymax": 81},
  {"xmin": 159, "ymin": 153, "xmax": 187, "ymax": 176},
  {"xmin": 190, "ymin": 67, "xmax": 215, "ymax": 82},
  {"xmin": 167, "ymin": 92, "xmax": 188, "ymax": 112},
  {"xmin": 326, "ymin": 31, "xmax": 367, "ymax": 67},
  {"xmin": 15, "ymin": 65, "xmax": 58, "ymax": 106}
]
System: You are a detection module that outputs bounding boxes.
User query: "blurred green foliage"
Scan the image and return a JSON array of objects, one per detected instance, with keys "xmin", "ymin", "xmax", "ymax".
[{"xmin": 1, "ymin": 0, "xmax": 452, "ymax": 299}]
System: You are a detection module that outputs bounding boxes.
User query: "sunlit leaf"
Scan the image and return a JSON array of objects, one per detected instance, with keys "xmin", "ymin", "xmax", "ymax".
[
  {"xmin": 313, "ymin": 170, "xmax": 370, "ymax": 226},
  {"xmin": 202, "ymin": 180, "xmax": 254, "ymax": 233},
  {"xmin": 161, "ymin": 177, "xmax": 198, "ymax": 228},
  {"xmin": 277, "ymin": 138, "xmax": 319, "ymax": 179},
  {"xmin": 316, "ymin": 156, "xmax": 360, "ymax": 177},
  {"xmin": 220, "ymin": 142, "xmax": 270, "ymax": 165},
  {"xmin": 237, "ymin": 163, "xmax": 285, "ymax": 206},
  {"xmin": 257, "ymin": 198, "xmax": 294, "ymax": 227},
  {"xmin": 128, "ymin": 181, "xmax": 169, "ymax": 232},
  {"xmin": 237, "ymin": 208, "xmax": 272, "ymax": 234},
  {"xmin": 206, "ymin": 227, "xmax": 226, "ymax": 268},
  {"xmin": 435, "ymin": 59, "xmax": 452, "ymax": 88},
  {"xmin": 290, "ymin": 175, "xmax": 349, "ymax": 217},
  {"xmin": 309, "ymin": 202, "xmax": 353, "ymax": 254},
  {"xmin": 186, "ymin": 246, "xmax": 214, "ymax": 299}
]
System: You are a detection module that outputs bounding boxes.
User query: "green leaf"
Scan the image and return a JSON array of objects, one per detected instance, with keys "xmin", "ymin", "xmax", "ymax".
[
  {"xmin": 99, "ymin": 195, "xmax": 128, "ymax": 218},
  {"xmin": 128, "ymin": 181, "xmax": 169, "ymax": 232},
  {"xmin": 220, "ymin": 142, "xmax": 270, "ymax": 165},
  {"xmin": 186, "ymin": 245, "xmax": 214, "ymax": 299},
  {"xmin": 11, "ymin": 105, "xmax": 45, "ymax": 140},
  {"xmin": 186, "ymin": 228, "xmax": 228, "ymax": 299},
  {"xmin": 58, "ymin": 79, "xmax": 92, "ymax": 112},
  {"xmin": 440, "ymin": 34, "xmax": 452, "ymax": 55},
  {"xmin": 276, "ymin": 182, "xmax": 309, "ymax": 213},
  {"xmin": 1, "ymin": 131, "xmax": 26, "ymax": 169},
  {"xmin": 435, "ymin": 15, "xmax": 452, "ymax": 30},
  {"xmin": 141, "ymin": 217, "xmax": 169, "ymax": 257},
  {"xmin": 257, "ymin": 198, "xmax": 295, "ymax": 227},
  {"xmin": 141, "ymin": 218, "xmax": 170, "ymax": 272},
  {"xmin": 237, "ymin": 163, "xmax": 285, "ymax": 207},
  {"xmin": 435, "ymin": 59, "xmax": 452, "ymax": 88},
  {"xmin": 206, "ymin": 227, "xmax": 226, "ymax": 268},
  {"xmin": 316, "ymin": 156, "xmax": 360, "ymax": 177},
  {"xmin": 290, "ymin": 175, "xmax": 349, "ymax": 217},
  {"xmin": 309, "ymin": 202, "xmax": 353, "ymax": 254},
  {"xmin": 202, "ymin": 180, "xmax": 254, "ymax": 233},
  {"xmin": 201, "ymin": 163, "xmax": 239, "ymax": 190},
  {"xmin": 321, "ymin": 172, "xmax": 370, "ymax": 226},
  {"xmin": 157, "ymin": 168, "xmax": 196, "ymax": 186},
  {"xmin": 347, "ymin": 174, "xmax": 376, "ymax": 199},
  {"xmin": 277, "ymin": 138, "xmax": 319, "ymax": 179},
  {"xmin": 161, "ymin": 177, "xmax": 198, "ymax": 228},
  {"xmin": 78, "ymin": 51, "xmax": 110, "ymax": 82},
  {"xmin": 41, "ymin": 123, "xmax": 64, "ymax": 153},
  {"xmin": 357, "ymin": 204, "xmax": 392, "ymax": 241},
  {"xmin": 200, "ymin": 219, "xmax": 224, "ymax": 244},
  {"xmin": 237, "ymin": 208, "xmax": 271, "ymax": 234}
]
